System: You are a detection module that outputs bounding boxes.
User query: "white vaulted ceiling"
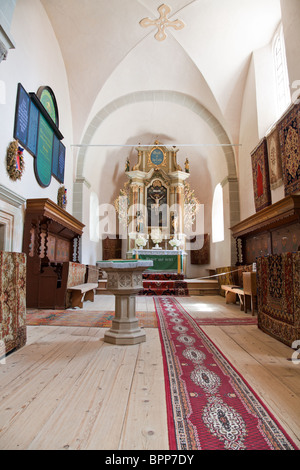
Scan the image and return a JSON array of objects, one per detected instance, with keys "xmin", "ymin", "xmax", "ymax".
[
  {"xmin": 40, "ymin": 0, "xmax": 281, "ymax": 199},
  {"xmin": 41, "ymin": 0, "xmax": 281, "ymax": 141}
]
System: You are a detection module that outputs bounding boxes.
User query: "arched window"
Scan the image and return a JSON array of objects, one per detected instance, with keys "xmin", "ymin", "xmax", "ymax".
[
  {"xmin": 212, "ymin": 183, "xmax": 224, "ymax": 243},
  {"xmin": 273, "ymin": 25, "xmax": 290, "ymax": 117}
]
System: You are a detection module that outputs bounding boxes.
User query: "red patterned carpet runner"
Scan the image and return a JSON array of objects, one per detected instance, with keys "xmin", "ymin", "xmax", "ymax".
[{"xmin": 154, "ymin": 297, "xmax": 298, "ymax": 450}]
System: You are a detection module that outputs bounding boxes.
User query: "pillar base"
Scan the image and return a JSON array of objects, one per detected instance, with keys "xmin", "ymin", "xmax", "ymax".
[{"xmin": 104, "ymin": 328, "xmax": 146, "ymax": 345}]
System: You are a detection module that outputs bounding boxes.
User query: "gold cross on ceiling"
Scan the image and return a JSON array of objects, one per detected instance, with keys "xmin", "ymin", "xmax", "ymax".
[{"xmin": 140, "ymin": 4, "xmax": 185, "ymax": 41}]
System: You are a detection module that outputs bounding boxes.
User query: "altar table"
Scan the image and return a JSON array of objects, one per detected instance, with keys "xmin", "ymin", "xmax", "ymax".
[{"xmin": 131, "ymin": 249, "xmax": 186, "ymax": 273}]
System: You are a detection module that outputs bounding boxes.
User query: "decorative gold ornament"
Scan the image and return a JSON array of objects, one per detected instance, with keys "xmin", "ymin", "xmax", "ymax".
[
  {"xmin": 6, "ymin": 140, "xmax": 25, "ymax": 181},
  {"xmin": 183, "ymin": 181, "xmax": 199, "ymax": 230},
  {"xmin": 140, "ymin": 4, "xmax": 185, "ymax": 41},
  {"xmin": 147, "ymin": 146, "xmax": 167, "ymax": 168},
  {"xmin": 114, "ymin": 181, "xmax": 130, "ymax": 226}
]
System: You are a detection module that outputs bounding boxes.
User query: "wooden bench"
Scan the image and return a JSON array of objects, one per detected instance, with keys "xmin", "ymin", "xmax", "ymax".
[
  {"xmin": 221, "ymin": 285, "xmax": 246, "ymax": 311},
  {"xmin": 63, "ymin": 262, "xmax": 98, "ymax": 308},
  {"xmin": 67, "ymin": 282, "xmax": 98, "ymax": 308}
]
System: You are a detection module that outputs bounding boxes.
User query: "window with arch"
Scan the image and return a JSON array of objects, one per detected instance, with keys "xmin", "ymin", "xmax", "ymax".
[
  {"xmin": 212, "ymin": 183, "xmax": 224, "ymax": 243},
  {"xmin": 273, "ymin": 24, "xmax": 290, "ymax": 118}
]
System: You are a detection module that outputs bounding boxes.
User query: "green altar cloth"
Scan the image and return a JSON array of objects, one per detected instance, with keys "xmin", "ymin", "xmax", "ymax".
[{"xmin": 132, "ymin": 249, "xmax": 185, "ymax": 272}]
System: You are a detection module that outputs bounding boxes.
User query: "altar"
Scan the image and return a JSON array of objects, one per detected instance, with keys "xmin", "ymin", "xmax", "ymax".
[
  {"xmin": 114, "ymin": 141, "xmax": 199, "ymax": 264},
  {"xmin": 131, "ymin": 248, "xmax": 187, "ymax": 273}
]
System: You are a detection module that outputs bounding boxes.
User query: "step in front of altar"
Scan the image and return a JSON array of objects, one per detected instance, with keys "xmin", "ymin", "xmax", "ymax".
[
  {"xmin": 96, "ymin": 274, "xmax": 219, "ymax": 296},
  {"xmin": 139, "ymin": 272, "xmax": 187, "ymax": 296},
  {"xmin": 186, "ymin": 279, "xmax": 219, "ymax": 296},
  {"xmin": 140, "ymin": 279, "xmax": 188, "ymax": 296}
]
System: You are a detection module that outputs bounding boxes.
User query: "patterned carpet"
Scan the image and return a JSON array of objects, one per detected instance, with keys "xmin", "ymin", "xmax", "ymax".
[
  {"xmin": 26, "ymin": 309, "xmax": 257, "ymax": 329},
  {"xmin": 195, "ymin": 317, "xmax": 257, "ymax": 326},
  {"xmin": 26, "ymin": 309, "xmax": 158, "ymax": 328},
  {"xmin": 154, "ymin": 297, "xmax": 298, "ymax": 450}
]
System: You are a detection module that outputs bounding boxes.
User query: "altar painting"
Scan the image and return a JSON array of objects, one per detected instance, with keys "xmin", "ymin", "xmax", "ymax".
[{"xmin": 146, "ymin": 179, "xmax": 168, "ymax": 227}]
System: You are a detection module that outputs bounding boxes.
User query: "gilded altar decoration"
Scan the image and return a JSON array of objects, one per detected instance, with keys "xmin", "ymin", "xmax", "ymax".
[
  {"xmin": 140, "ymin": 4, "xmax": 185, "ymax": 41},
  {"xmin": 114, "ymin": 181, "xmax": 130, "ymax": 226},
  {"xmin": 183, "ymin": 181, "xmax": 199, "ymax": 230},
  {"xmin": 6, "ymin": 140, "xmax": 25, "ymax": 181},
  {"xmin": 185, "ymin": 158, "xmax": 190, "ymax": 173},
  {"xmin": 116, "ymin": 141, "xmax": 196, "ymax": 258},
  {"xmin": 147, "ymin": 145, "xmax": 167, "ymax": 168}
]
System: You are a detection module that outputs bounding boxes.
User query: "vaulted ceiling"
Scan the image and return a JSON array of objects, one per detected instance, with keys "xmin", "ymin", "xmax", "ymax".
[
  {"xmin": 41, "ymin": 0, "xmax": 281, "ymax": 142},
  {"xmin": 40, "ymin": 0, "xmax": 281, "ymax": 199}
]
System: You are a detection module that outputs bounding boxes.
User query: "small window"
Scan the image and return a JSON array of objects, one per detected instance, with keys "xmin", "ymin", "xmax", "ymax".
[{"xmin": 212, "ymin": 183, "xmax": 224, "ymax": 243}]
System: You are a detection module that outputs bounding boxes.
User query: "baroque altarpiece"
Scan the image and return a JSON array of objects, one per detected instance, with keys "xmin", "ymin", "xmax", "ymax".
[{"xmin": 115, "ymin": 141, "xmax": 197, "ymax": 254}]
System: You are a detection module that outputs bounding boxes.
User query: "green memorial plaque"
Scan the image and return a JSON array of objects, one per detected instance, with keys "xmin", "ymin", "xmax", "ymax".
[
  {"xmin": 37, "ymin": 86, "xmax": 58, "ymax": 126},
  {"xmin": 35, "ymin": 114, "xmax": 53, "ymax": 187}
]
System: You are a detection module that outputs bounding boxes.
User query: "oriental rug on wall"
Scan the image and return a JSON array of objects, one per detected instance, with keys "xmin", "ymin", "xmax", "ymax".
[
  {"xmin": 0, "ymin": 251, "xmax": 26, "ymax": 354},
  {"xmin": 266, "ymin": 125, "xmax": 283, "ymax": 189},
  {"xmin": 278, "ymin": 102, "xmax": 300, "ymax": 195},
  {"xmin": 154, "ymin": 296, "xmax": 298, "ymax": 450},
  {"xmin": 251, "ymin": 138, "xmax": 271, "ymax": 212},
  {"xmin": 256, "ymin": 251, "xmax": 300, "ymax": 347}
]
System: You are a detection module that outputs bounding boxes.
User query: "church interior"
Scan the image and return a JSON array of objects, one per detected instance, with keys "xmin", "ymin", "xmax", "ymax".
[{"xmin": 0, "ymin": 0, "xmax": 300, "ymax": 451}]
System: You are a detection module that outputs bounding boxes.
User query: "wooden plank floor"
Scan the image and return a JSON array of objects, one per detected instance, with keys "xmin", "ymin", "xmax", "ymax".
[{"xmin": 0, "ymin": 295, "xmax": 299, "ymax": 450}]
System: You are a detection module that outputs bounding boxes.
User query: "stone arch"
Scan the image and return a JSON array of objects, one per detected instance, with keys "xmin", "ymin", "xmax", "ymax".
[
  {"xmin": 76, "ymin": 90, "xmax": 237, "ymax": 179},
  {"xmin": 74, "ymin": 90, "xmax": 240, "ymax": 264}
]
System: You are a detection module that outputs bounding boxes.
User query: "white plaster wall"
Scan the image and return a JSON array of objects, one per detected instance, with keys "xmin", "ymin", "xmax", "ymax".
[
  {"xmin": 0, "ymin": 0, "xmax": 74, "ymax": 253},
  {"xmin": 281, "ymin": 0, "xmax": 300, "ymax": 90},
  {"xmin": 238, "ymin": 55, "xmax": 258, "ymax": 221}
]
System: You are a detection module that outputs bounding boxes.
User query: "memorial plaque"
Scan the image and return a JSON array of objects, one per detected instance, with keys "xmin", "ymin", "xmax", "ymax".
[
  {"xmin": 14, "ymin": 83, "xmax": 30, "ymax": 146},
  {"xmin": 14, "ymin": 83, "xmax": 65, "ymax": 187},
  {"xmin": 52, "ymin": 136, "xmax": 65, "ymax": 183},
  {"xmin": 57, "ymin": 141, "xmax": 65, "ymax": 183},
  {"xmin": 52, "ymin": 134, "xmax": 60, "ymax": 177},
  {"xmin": 35, "ymin": 114, "xmax": 53, "ymax": 187},
  {"xmin": 39, "ymin": 87, "xmax": 58, "ymax": 125},
  {"xmin": 27, "ymin": 101, "xmax": 39, "ymax": 155}
]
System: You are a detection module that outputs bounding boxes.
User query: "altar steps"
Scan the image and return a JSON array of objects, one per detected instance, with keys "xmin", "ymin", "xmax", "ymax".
[
  {"xmin": 139, "ymin": 279, "xmax": 188, "ymax": 296},
  {"xmin": 96, "ymin": 276, "xmax": 219, "ymax": 296},
  {"xmin": 185, "ymin": 279, "xmax": 219, "ymax": 296}
]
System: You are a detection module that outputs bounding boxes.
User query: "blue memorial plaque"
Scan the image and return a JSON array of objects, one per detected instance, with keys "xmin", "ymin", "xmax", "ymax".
[
  {"xmin": 57, "ymin": 141, "xmax": 65, "ymax": 183},
  {"xmin": 52, "ymin": 133, "xmax": 60, "ymax": 177},
  {"xmin": 27, "ymin": 101, "xmax": 39, "ymax": 155},
  {"xmin": 14, "ymin": 84, "xmax": 30, "ymax": 147}
]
